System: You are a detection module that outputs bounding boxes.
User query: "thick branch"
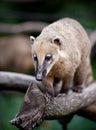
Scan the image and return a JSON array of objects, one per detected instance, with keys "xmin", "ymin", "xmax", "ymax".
[
  {"xmin": 45, "ymin": 82, "xmax": 96, "ymax": 119},
  {"xmin": 0, "ymin": 72, "xmax": 96, "ymax": 129},
  {"xmin": 0, "ymin": 72, "xmax": 45, "ymax": 93},
  {"xmin": 0, "ymin": 71, "xmax": 34, "ymax": 92},
  {"xmin": 10, "ymin": 82, "xmax": 96, "ymax": 130}
]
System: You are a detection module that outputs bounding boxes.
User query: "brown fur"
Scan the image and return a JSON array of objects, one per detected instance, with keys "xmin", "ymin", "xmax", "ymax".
[
  {"xmin": 31, "ymin": 18, "xmax": 93, "ymax": 96},
  {"xmin": 0, "ymin": 35, "xmax": 34, "ymax": 73}
]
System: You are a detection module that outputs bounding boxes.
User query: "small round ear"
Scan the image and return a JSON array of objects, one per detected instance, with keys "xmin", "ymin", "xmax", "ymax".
[
  {"xmin": 53, "ymin": 37, "xmax": 61, "ymax": 46},
  {"xmin": 30, "ymin": 36, "xmax": 35, "ymax": 44}
]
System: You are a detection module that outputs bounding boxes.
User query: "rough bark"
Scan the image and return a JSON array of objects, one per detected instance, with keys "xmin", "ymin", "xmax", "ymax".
[
  {"xmin": 0, "ymin": 72, "xmax": 96, "ymax": 129},
  {"xmin": 10, "ymin": 82, "xmax": 96, "ymax": 130},
  {"xmin": 44, "ymin": 82, "xmax": 96, "ymax": 119}
]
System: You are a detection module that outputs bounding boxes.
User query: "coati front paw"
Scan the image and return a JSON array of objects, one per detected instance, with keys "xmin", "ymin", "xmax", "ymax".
[
  {"xmin": 60, "ymin": 87, "xmax": 70, "ymax": 94},
  {"xmin": 44, "ymin": 87, "xmax": 55, "ymax": 97},
  {"xmin": 73, "ymin": 85, "xmax": 83, "ymax": 93},
  {"xmin": 42, "ymin": 79, "xmax": 54, "ymax": 97}
]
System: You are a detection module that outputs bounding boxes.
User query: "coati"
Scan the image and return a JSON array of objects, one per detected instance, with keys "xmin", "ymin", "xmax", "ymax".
[{"xmin": 30, "ymin": 18, "xmax": 93, "ymax": 96}]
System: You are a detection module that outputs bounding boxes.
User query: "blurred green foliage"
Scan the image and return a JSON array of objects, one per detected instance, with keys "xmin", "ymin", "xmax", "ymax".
[
  {"xmin": 91, "ymin": 60, "xmax": 96, "ymax": 80},
  {"xmin": 68, "ymin": 115, "xmax": 96, "ymax": 130},
  {"xmin": 0, "ymin": 94, "xmax": 23, "ymax": 130},
  {"xmin": 0, "ymin": 0, "xmax": 96, "ymax": 28},
  {"xmin": 58, "ymin": 2, "xmax": 96, "ymax": 29}
]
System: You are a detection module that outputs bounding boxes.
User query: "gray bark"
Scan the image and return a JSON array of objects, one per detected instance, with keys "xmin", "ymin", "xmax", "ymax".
[{"xmin": 0, "ymin": 72, "xmax": 96, "ymax": 129}]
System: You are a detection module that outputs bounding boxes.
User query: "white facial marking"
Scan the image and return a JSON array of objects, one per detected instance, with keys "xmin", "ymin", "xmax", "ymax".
[
  {"xmin": 30, "ymin": 36, "xmax": 35, "ymax": 44},
  {"xmin": 32, "ymin": 54, "xmax": 37, "ymax": 61}
]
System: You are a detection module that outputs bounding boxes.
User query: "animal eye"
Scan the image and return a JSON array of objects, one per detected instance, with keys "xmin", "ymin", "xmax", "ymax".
[
  {"xmin": 33, "ymin": 54, "xmax": 37, "ymax": 61},
  {"xmin": 45, "ymin": 55, "xmax": 52, "ymax": 61}
]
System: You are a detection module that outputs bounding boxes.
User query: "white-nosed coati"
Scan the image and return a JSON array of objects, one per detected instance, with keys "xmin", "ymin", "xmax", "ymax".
[{"xmin": 30, "ymin": 18, "xmax": 93, "ymax": 96}]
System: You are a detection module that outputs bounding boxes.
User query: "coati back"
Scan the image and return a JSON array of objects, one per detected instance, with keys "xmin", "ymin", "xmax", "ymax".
[{"xmin": 30, "ymin": 18, "xmax": 93, "ymax": 96}]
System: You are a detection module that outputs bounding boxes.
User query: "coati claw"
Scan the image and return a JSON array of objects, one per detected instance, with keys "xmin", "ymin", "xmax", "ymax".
[{"xmin": 73, "ymin": 86, "xmax": 83, "ymax": 93}]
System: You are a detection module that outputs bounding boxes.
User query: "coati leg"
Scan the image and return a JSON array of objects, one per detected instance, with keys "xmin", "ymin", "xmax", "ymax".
[
  {"xmin": 61, "ymin": 74, "xmax": 74, "ymax": 94},
  {"xmin": 73, "ymin": 59, "xmax": 88, "ymax": 93},
  {"xmin": 42, "ymin": 76, "xmax": 54, "ymax": 96},
  {"xmin": 54, "ymin": 78, "xmax": 63, "ymax": 96}
]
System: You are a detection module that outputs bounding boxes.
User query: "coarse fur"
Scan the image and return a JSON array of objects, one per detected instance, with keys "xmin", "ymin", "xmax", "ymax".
[{"xmin": 30, "ymin": 18, "xmax": 93, "ymax": 96}]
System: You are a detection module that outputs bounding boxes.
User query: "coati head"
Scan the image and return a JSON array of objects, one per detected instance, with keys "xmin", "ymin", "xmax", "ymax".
[{"xmin": 30, "ymin": 36, "xmax": 62, "ymax": 81}]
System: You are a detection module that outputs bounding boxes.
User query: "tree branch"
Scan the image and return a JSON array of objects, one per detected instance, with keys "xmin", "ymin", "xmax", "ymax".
[
  {"xmin": 10, "ymin": 82, "xmax": 96, "ymax": 130},
  {"xmin": 0, "ymin": 71, "xmax": 33, "ymax": 92},
  {"xmin": 0, "ymin": 72, "xmax": 96, "ymax": 129},
  {"xmin": 0, "ymin": 71, "xmax": 46, "ymax": 93},
  {"xmin": 0, "ymin": 22, "xmax": 48, "ymax": 34},
  {"xmin": 44, "ymin": 82, "xmax": 96, "ymax": 119},
  {"xmin": 77, "ymin": 103, "xmax": 96, "ymax": 121}
]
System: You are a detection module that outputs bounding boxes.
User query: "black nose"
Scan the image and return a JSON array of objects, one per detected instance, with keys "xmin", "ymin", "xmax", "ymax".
[{"xmin": 36, "ymin": 74, "xmax": 43, "ymax": 81}]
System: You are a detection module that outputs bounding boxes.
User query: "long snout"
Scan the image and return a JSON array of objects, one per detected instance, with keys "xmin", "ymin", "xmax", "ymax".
[
  {"xmin": 35, "ymin": 66, "xmax": 47, "ymax": 81},
  {"xmin": 36, "ymin": 73, "xmax": 43, "ymax": 81}
]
